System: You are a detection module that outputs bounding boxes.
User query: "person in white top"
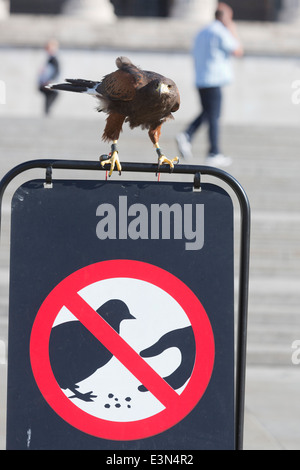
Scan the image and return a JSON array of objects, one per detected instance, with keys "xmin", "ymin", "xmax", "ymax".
[{"xmin": 176, "ymin": 3, "xmax": 243, "ymax": 167}]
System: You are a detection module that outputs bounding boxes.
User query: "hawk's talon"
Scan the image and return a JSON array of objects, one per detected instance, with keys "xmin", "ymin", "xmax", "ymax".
[
  {"xmin": 99, "ymin": 143, "xmax": 122, "ymax": 176},
  {"xmin": 157, "ymin": 155, "xmax": 179, "ymax": 175}
]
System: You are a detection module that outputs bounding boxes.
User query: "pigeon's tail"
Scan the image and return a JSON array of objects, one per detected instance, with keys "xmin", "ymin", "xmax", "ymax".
[{"xmin": 49, "ymin": 78, "xmax": 99, "ymax": 94}]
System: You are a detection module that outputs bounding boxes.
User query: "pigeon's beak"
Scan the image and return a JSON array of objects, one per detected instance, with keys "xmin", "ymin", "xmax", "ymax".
[
  {"xmin": 157, "ymin": 83, "xmax": 170, "ymax": 96},
  {"xmin": 123, "ymin": 309, "xmax": 136, "ymax": 321}
]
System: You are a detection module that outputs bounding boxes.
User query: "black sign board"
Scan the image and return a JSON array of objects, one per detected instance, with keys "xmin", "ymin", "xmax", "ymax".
[{"xmin": 6, "ymin": 179, "xmax": 234, "ymax": 450}]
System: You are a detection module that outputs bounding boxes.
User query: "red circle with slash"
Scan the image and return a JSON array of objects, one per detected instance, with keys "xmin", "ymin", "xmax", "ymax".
[{"xmin": 30, "ymin": 260, "xmax": 215, "ymax": 441}]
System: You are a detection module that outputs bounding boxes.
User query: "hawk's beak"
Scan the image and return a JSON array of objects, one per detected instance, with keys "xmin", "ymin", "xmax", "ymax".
[{"xmin": 157, "ymin": 83, "xmax": 170, "ymax": 95}]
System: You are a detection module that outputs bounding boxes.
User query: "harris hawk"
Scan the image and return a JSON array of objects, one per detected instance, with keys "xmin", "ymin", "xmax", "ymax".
[{"xmin": 49, "ymin": 56, "xmax": 180, "ymax": 175}]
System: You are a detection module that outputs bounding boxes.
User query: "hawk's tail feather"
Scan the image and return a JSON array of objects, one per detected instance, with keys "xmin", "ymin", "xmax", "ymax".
[
  {"xmin": 65, "ymin": 78, "xmax": 98, "ymax": 88},
  {"xmin": 50, "ymin": 83, "xmax": 87, "ymax": 93},
  {"xmin": 49, "ymin": 78, "xmax": 99, "ymax": 93}
]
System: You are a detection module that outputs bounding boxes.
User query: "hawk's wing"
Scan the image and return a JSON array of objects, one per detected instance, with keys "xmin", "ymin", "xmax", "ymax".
[
  {"xmin": 96, "ymin": 57, "xmax": 146, "ymax": 102},
  {"xmin": 97, "ymin": 68, "xmax": 148, "ymax": 102}
]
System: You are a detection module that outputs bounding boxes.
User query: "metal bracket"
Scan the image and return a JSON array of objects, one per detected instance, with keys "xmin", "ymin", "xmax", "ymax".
[
  {"xmin": 44, "ymin": 166, "xmax": 53, "ymax": 188},
  {"xmin": 193, "ymin": 171, "xmax": 201, "ymax": 191}
]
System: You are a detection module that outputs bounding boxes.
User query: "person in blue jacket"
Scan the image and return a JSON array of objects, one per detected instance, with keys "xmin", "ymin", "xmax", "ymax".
[{"xmin": 176, "ymin": 2, "xmax": 243, "ymax": 167}]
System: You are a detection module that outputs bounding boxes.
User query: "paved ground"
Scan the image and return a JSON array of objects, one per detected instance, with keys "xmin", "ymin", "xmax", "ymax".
[{"xmin": 0, "ymin": 16, "xmax": 300, "ymax": 450}]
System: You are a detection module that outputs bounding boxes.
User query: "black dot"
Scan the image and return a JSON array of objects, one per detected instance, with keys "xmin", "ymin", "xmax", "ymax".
[
  {"xmin": 125, "ymin": 397, "xmax": 131, "ymax": 402},
  {"xmin": 108, "ymin": 393, "xmax": 114, "ymax": 399},
  {"xmin": 104, "ymin": 404, "xmax": 110, "ymax": 408},
  {"xmin": 115, "ymin": 403, "xmax": 121, "ymax": 408}
]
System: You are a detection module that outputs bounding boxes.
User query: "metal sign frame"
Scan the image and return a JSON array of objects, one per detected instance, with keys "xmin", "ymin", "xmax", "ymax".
[{"xmin": 0, "ymin": 160, "xmax": 250, "ymax": 450}]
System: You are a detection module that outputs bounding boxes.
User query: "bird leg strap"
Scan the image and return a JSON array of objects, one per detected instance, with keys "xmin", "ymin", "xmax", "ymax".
[
  {"xmin": 155, "ymin": 143, "xmax": 179, "ymax": 175},
  {"xmin": 99, "ymin": 140, "xmax": 122, "ymax": 177}
]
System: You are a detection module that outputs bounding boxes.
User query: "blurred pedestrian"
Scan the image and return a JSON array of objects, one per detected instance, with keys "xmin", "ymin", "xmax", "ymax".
[
  {"xmin": 176, "ymin": 2, "xmax": 243, "ymax": 166},
  {"xmin": 38, "ymin": 39, "xmax": 60, "ymax": 115}
]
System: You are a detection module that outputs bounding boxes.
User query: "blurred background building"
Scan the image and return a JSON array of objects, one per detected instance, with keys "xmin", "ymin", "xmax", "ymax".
[{"xmin": 4, "ymin": 0, "xmax": 300, "ymax": 22}]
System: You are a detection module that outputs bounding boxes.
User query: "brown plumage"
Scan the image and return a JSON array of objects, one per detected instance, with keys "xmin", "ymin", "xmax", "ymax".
[{"xmin": 50, "ymin": 56, "xmax": 180, "ymax": 175}]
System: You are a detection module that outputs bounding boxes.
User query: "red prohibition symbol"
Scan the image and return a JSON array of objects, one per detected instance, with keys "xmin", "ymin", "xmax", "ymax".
[{"xmin": 30, "ymin": 260, "xmax": 215, "ymax": 441}]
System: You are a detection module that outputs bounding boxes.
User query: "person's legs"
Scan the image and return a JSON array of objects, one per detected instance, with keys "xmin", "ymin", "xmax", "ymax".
[
  {"xmin": 201, "ymin": 87, "xmax": 232, "ymax": 166},
  {"xmin": 199, "ymin": 87, "xmax": 222, "ymax": 156},
  {"xmin": 40, "ymin": 86, "xmax": 58, "ymax": 115},
  {"xmin": 177, "ymin": 86, "xmax": 231, "ymax": 166},
  {"xmin": 176, "ymin": 89, "xmax": 207, "ymax": 160},
  {"xmin": 45, "ymin": 90, "xmax": 58, "ymax": 115},
  {"xmin": 185, "ymin": 88, "xmax": 208, "ymax": 140}
]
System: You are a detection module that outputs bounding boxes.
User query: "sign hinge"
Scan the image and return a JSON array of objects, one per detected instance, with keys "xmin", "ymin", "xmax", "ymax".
[
  {"xmin": 193, "ymin": 172, "xmax": 201, "ymax": 191},
  {"xmin": 44, "ymin": 166, "xmax": 53, "ymax": 188}
]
